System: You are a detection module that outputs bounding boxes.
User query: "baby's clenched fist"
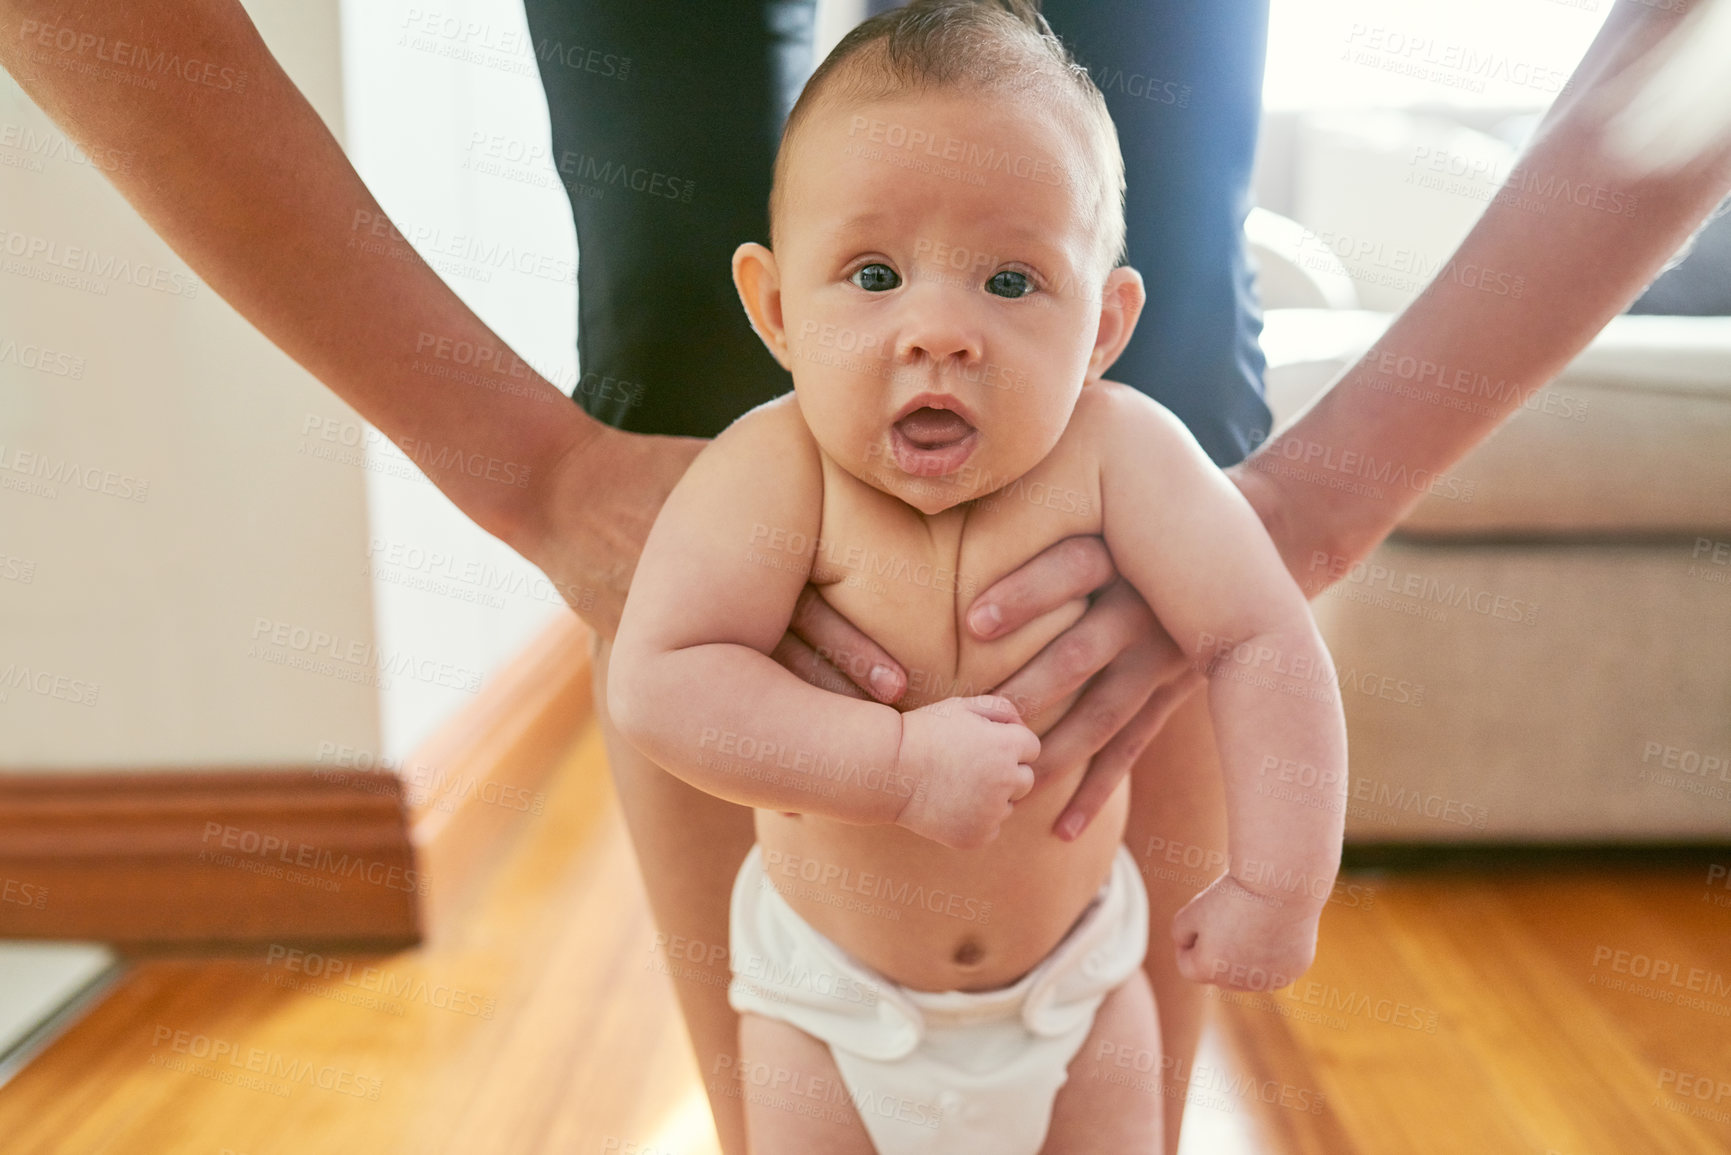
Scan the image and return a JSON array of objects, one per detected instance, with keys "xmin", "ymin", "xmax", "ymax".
[
  {"xmin": 1171, "ymin": 873, "xmax": 1325, "ymax": 992},
  {"xmin": 893, "ymin": 695, "xmax": 1039, "ymax": 849}
]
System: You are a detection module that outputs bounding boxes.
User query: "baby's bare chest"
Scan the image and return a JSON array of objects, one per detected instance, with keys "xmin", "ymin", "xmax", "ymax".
[{"xmin": 810, "ymin": 451, "xmax": 1103, "ymax": 711}]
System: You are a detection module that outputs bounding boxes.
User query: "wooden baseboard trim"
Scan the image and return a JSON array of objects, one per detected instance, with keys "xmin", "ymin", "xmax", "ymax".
[
  {"xmin": 0, "ymin": 768, "xmax": 420, "ymax": 946},
  {"xmin": 0, "ymin": 614, "xmax": 595, "ymax": 947},
  {"xmin": 1342, "ymin": 840, "xmax": 1731, "ymax": 871}
]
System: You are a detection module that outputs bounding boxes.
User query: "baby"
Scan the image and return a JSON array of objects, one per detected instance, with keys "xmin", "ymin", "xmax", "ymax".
[{"xmin": 608, "ymin": 2, "xmax": 1348, "ymax": 1152}]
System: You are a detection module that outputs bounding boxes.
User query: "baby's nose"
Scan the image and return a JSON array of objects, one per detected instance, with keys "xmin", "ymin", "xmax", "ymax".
[{"xmin": 892, "ymin": 285, "xmax": 983, "ymax": 367}]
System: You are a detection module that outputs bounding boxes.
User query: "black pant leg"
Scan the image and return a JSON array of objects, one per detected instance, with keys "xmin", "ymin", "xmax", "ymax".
[
  {"xmin": 1041, "ymin": 0, "xmax": 1273, "ymax": 468},
  {"xmin": 521, "ymin": 0, "xmax": 817, "ymax": 437}
]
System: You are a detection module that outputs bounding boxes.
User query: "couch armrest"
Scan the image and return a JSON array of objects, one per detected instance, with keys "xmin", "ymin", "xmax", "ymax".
[
  {"xmin": 1246, "ymin": 208, "xmax": 1360, "ymax": 311},
  {"xmin": 1259, "ymin": 310, "xmax": 1731, "ymax": 536}
]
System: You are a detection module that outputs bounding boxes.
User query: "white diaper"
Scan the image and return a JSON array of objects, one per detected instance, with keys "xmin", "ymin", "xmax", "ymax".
[{"xmin": 726, "ymin": 842, "xmax": 1149, "ymax": 1155}]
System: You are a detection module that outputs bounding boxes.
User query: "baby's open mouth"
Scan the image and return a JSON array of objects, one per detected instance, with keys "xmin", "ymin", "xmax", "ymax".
[
  {"xmin": 890, "ymin": 406, "xmax": 978, "ymax": 477},
  {"xmin": 895, "ymin": 406, "xmax": 974, "ymax": 448}
]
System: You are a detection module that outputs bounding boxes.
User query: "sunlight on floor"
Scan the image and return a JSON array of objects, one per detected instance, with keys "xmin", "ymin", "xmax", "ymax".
[
  {"xmin": 1173, "ymin": 1023, "xmax": 1265, "ymax": 1155},
  {"xmin": 647, "ymin": 1085, "xmax": 723, "ymax": 1155}
]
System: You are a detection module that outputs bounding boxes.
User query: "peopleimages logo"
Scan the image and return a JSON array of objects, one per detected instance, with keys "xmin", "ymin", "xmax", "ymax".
[
  {"xmin": 846, "ymin": 115, "xmax": 1068, "ymax": 187},
  {"xmin": 200, "ymin": 822, "xmax": 429, "ymax": 896}
]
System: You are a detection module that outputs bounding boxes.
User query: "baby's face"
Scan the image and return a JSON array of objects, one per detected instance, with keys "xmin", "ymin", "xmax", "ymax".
[{"xmin": 736, "ymin": 89, "xmax": 1143, "ymax": 514}]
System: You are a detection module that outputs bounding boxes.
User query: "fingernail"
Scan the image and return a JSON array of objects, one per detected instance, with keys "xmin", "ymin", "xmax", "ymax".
[
  {"xmin": 969, "ymin": 603, "xmax": 1002, "ymax": 637},
  {"xmin": 1057, "ymin": 812, "xmax": 1085, "ymax": 840},
  {"xmin": 868, "ymin": 664, "xmax": 901, "ymax": 699}
]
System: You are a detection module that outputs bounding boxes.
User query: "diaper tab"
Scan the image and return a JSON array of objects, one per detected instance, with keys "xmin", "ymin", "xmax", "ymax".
[
  {"xmin": 900, "ymin": 963, "xmax": 1042, "ymax": 1029},
  {"xmin": 1020, "ymin": 845, "xmax": 1150, "ymax": 1037}
]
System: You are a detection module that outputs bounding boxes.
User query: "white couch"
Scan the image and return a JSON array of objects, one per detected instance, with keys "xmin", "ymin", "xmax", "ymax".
[{"xmin": 1249, "ymin": 108, "xmax": 1731, "ymax": 843}]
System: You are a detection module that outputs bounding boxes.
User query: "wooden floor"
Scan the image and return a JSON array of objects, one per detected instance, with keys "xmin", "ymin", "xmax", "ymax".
[{"xmin": 1, "ymin": 722, "xmax": 1728, "ymax": 1154}]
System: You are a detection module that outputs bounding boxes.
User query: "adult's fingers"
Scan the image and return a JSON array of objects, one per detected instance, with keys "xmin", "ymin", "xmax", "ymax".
[
  {"xmin": 1021, "ymin": 590, "xmax": 1179, "ymax": 779},
  {"xmin": 992, "ymin": 578, "xmax": 1157, "ymax": 723},
  {"xmin": 787, "ymin": 586, "xmax": 907, "ymax": 703},
  {"xmin": 964, "ymin": 535, "xmax": 1116, "ymax": 640},
  {"xmin": 1050, "ymin": 671, "xmax": 1205, "ymax": 841},
  {"xmin": 770, "ymin": 631, "xmax": 870, "ymax": 700}
]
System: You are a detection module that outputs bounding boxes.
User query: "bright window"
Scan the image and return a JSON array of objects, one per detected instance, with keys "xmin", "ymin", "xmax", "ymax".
[{"xmin": 1264, "ymin": 0, "xmax": 1612, "ymax": 110}]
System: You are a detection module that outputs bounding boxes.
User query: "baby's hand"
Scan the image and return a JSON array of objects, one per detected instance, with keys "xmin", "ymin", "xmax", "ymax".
[
  {"xmin": 893, "ymin": 696, "xmax": 1039, "ymax": 850},
  {"xmin": 1170, "ymin": 874, "xmax": 1324, "ymax": 992}
]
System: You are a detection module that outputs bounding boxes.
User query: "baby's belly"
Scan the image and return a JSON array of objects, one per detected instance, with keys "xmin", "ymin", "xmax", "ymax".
[{"xmin": 755, "ymin": 756, "xmax": 1131, "ymax": 993}]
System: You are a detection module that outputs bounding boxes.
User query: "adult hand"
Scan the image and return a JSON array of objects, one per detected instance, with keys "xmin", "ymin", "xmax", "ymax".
[
  {"xmin": 976, "ymin": 469, "xmax": 1307, "ymax": 841},
  {"xmin": 1224, "ymin": 456, "xmax": 1351, "ymax": 599},
  {"xmin": 970, "ymin": 536, "xmax": 1202, "ymax": 841},
  {"xmin": 520, "ymin": 422, "xmax": 707, "ymax": 639}
]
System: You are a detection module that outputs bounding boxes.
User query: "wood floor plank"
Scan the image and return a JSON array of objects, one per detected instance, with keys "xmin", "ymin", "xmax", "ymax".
[
  {"xmin": 1492, "ymin": 872, "xmax": 1731, "ymax": 1151},
  {"xmin": 1387, "ymin": 878, "xmax": 1716, "ymax": 1155},
  {"xmin": 1, "ymin": 728, "xmax": 1725, "ymax": 1155},
  {"xmin": 1239, "ymin": 883, "xmax": 1536, "ymax": 1154},
  {"xmin": 1203, "ymin": 967, "xmax": 1363, "ymax": 1155},
  {"xmin": 1207, "ymin": 870, "xmax": 1731, "ymax": 1155}
]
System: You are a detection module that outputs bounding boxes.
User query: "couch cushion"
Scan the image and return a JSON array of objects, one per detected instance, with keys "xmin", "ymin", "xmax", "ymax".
[
  {"xmin": 1314, "ymin": 537, "xmax": 1731, "ymax": 842},
  {"xmin": 1261, "ymin": 309, "xmax": 1731, "ymax": 536}
]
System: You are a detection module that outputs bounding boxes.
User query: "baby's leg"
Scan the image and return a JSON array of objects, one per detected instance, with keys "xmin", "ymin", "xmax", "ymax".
[
  {"xmin": 1039, "ymin": 969, "xmax": 1164, "ymax": 1155},
  {"xmin": 737, "ymin": 1012, "xmax": 877, "ymax": 1155}
]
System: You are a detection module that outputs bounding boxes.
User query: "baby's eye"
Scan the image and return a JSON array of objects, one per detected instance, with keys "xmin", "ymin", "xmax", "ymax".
[
  {"xmin": 985, "ymin": 270, "xmax": 1035, "ymax": 299},
  {"xmin": 850, "ymin": 263, "xmax": 901, "ymax": 292}
]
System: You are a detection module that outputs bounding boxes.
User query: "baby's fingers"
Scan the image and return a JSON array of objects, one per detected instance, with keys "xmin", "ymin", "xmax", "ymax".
[
  {"xmin": 1174, "ymin": 919, "xmax": 1299, "ymax": 991},
  {"xmin": 958, "ymin": 694, "xmax": 1024, "ymax": 725}
]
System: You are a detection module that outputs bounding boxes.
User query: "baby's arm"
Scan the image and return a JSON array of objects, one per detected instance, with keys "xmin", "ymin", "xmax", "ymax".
[
  {"xmin": 607, "ymin": 398, "xmax": 1038, "ymax": 848},
  {"xmin": 1094, "ymin": 385, "xmax": 1348, "ymax": 990}
]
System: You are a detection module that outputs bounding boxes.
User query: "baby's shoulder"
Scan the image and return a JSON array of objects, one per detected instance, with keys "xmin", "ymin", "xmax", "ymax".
[
  {"xmin": 704, "ymin": 391, "xmax": 824, "ymax": 480},
  {"xmin": 715, "ymin": 390, "xmax": 814, "ymax": 446},
  {"xmin": 1057, "ymin": 379, "xmax": 1196, "ymax": 467},
  {"xmin": 1073, "ymin": 379, "xmax": 1187, "ymax": 437}
]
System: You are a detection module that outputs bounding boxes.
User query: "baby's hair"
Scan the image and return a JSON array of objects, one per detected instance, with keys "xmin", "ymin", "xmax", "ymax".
[{"xmin": 770, "ymin": 0, "xmax": 1128, "ymax": 274}]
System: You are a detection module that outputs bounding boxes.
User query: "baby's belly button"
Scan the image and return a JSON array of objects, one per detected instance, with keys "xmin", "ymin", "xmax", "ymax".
[{"xmin": 951, "ymin": 938, "xmax": 986, "ymax": 965}]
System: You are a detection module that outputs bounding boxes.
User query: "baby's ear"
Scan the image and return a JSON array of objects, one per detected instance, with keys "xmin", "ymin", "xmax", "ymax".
[
  {"xmin": 1084, "ymin": 265, "xmax": 1146, "ymax": 383},
  {"xmin": 732, "ymin": 242, "xmax": 792, "ymax": 370}
]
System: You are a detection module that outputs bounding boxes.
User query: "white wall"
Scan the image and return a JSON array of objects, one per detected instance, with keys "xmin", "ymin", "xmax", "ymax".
[
  {"xmin": 816, "ymin": 0, "xmax": 871, "ymax": 63},
  {"xmin": 1263, "ymin": 0, "xmax": 1609, "ymax": 111},
  {"xmin": 337, "ymin": 0, "xmax": 577, "ymax": 767},
  {"xmin": 0, "ymin": 0, "xmax": 380, "ymax": 769},
  {"xmin": 0, "ymin": 0, "xmax": 581, "ymax": 772}
]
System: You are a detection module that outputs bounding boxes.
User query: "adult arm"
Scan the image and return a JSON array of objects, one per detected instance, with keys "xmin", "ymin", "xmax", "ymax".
[{"xmin": 1, "ymin": 0, "xmax": 912, "ymax": 688}]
